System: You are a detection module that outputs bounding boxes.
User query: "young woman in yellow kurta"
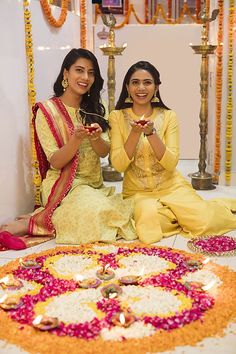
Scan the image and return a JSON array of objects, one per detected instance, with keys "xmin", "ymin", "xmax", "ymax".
[
  {"xmin": 1, "ymin": 49, "xmax": 135, "ymax": 245},
  {"xmin": 109, "ymin": 61, "xmax": 236, "ymax": 244}
]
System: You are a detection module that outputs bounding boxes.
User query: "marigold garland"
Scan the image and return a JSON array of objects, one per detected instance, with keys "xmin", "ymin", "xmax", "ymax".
[
  {"xmin": 23, "ymin": 1, "xmax": 41, "ymax": 207},
  {"xmin": 40, "ymin": 0, "xmax": 69, "ymax": 28},
  {"xmin": 224, "ymin": 1, "xmax": 234, "ymax": 185},
  {"xmin": 213, "ymin": 0, "xmax": 224, "ymax": 183},
  {"xmin": 80, "ymin": 0, "xmax": 87, "ymax": 48},
  {"xmin": 0, "ymin": 243, "xmax": 236, "ymax": 354},
  {"xmin": 95, "ymin": 3, "xmax": 201, "ymax": 28}
]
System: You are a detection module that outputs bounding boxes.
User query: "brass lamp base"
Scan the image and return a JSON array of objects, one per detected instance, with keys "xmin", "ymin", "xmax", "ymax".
[
  {"xmin": 102, "ymin": 164, "xmax": 123, "ymax": 182},
  {"xmin": 190, "ymin": 172, "xmax": 216, "ymax": 190}
]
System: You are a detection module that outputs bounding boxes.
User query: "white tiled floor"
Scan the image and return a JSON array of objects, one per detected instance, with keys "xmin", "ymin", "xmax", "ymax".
[{"xmin": 0, "ymin": 160, "xmax": 236, "ymax": 353}]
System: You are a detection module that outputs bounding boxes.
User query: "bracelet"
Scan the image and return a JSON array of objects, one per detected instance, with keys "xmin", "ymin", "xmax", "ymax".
[
  {"xmin": 90, "ymin": 136, "xmax": 99, "ymax": 141},
  {"xmin": 144, "ymin": 128, "xmax": 156, "ymax": 137}
]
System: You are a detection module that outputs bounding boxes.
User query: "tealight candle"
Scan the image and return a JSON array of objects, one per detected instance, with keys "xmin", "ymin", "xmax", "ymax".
[
  {"xmin": 96, "ymin": 264, "xmax": 115, "ymax": 281},
  {"xmin": 101, "ymin": 284, "xmax": 122, "ymax": 299},
  {"xmin": 0, "ymin": 294, "xmax": 23, "ymax": 310},
  {"xmin": 20, "ymin": 258, "xmax": 41, "ymax": 269},
  {"xmin": 32, "ymin": 315, "xmax": 59, "ymax": 331},
  {"xmin": 0, "ymin": 275, "xmax": 23, "ymax": 290},
  {"xmin": 111, "ymin": 310, "xmax": 135, "ymax": 328},
  {"xmin": 118, "ymin": 275, "xmax": 141, "ymax": 285}
]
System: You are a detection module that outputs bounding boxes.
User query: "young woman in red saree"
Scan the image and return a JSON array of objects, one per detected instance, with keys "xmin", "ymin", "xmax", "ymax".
[{"xmin": 0, "ymin": 48, "xmax": 135, "ymax": 250}]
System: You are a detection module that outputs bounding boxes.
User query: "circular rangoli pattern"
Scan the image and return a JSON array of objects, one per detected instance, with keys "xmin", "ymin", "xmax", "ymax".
[{"xmin": 0, "ymin": 242, "xmax": 236, "ymax": 354}]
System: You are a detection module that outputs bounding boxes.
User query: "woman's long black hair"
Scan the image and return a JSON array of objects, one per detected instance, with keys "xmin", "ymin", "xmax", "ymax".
[
  {"xmin": 115, "ymin": 61, "xmax": 170, "ymax": 111},
  {"xmin": 53, "ymin": 48, "xmax": 109, "ymax": 132}
]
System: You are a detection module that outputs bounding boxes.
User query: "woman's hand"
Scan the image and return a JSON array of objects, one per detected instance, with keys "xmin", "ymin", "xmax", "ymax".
[
  {"xmin": 130, "ymin": 120, "xmax": 154, "ymax": 135},
  {"xmin": 74, "ymin": 124, "xmax": 87, "ymax": 140},
  {"xmin": 85, "ymin": 123, "xmax": 103, "ymax": 141}
]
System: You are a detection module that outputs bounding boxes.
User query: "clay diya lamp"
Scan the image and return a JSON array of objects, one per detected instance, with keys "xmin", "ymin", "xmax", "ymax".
[
  {"xmin": 96, "ymin": 264, "xmax": 115, "ymax": 281},
  {"xmin": 101, "ymin": 284, "xmax": 122, "ymax": 299},
  {"xmin": 0, "ymin": 294, "xmax": 23, "ymax": 311},
  {"xmin": 136, "ymin": 119, "xmax": 149, "ymax": 126},
  {"xmin": 32, "ymin": 315, "xmax": 59, "ymax": 331},
  {"xmin": 111, "ymin": 310, "xmax": 135, "ymax": 328},
  {"xmin": 184, "ymin": 259, "xmax": 202, "ymax": 270},
  {"xmin": 0, "ymin": 275, "xmax": 23, "ymax": 290},
  {"xmin": 118, "ymin": 275, "xmax": 141, "ymax": 285},
  {"xmin": 184, "ymin": 281, "xmax": 205, "ymax": 291},
  {"xmin": 77, "ymin": 278, "xmax": 101, "ymax": 289},
  {"xmin": 84, "ymin": 125, "xmax": 97, "ymax": 133},
  {"xmin": 20, "ymin": 258, "xmax": 41, "ymax": 269}
]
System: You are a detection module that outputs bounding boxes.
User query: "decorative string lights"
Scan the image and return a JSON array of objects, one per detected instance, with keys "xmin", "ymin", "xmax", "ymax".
[
  {"xmin": 23, "ymin": 0, "xmax": 41, "ymax": 206},
  {"xmin": 213, "ymin": 0, "xmax": 224, "ymax": 184},
  {"xmin": 80, "ymin": 0, "xmax": 87, "ymax": 48},
  {"xmin": 225, "ymin": 0, "xmax": 234, "ymax": 185}
]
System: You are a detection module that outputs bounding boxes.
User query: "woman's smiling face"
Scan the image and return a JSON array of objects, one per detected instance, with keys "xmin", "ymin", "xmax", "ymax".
[
  {"xmin": 63, "ymin": 57, "xmax": 95, "ymax": 96},
  {"xmin": 126, "ymin": 69, "xmax": 157, "ymax": 106}
]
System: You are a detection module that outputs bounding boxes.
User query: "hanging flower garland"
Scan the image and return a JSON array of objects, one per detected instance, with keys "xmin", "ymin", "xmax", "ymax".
[
  {"xmin": 213, "ymin": 0, "xmax": 224, "ymax": 183},
  {"xmin": 40, "ymin": 0, "xmax": 69, "ymax": 28},
  {"xmin": 23, "ymin": 1, "xmax": 41, "ymax": 207},
  {"xmin": 80, "ymin": 0, "xmax": 87, "ymax": 48},
  {"xmin": 225, "ymin": 0, "xmax": 234, "ymax": 185},
  {"xmin": 95, "ymin": 3, "xmax": 200, "ymax": 27}
]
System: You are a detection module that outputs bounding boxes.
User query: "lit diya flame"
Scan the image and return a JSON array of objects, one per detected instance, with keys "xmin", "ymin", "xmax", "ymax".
[
  {"xmin": 202, "ymin": 257, "xmax": 210, "ymax": 265},
  {"xmin": 101, "ymin": 284, "xmax": 122, "ymax": 299},
  {"xmin": 118, "ymin": 275, "xmax": 141, "ymax": 285},
  {"xmin": 201, "ymin": 280, "xmax": 216, "ymax": 291},
  {"xmin": 32, "ymin": 315, "xmax": 59, "ymax": 331},
  {"xmin": 0, "ymin": 275, "xmax": 23, "ymax": 290},
  {"xmin": 111, "ymin": 310, "xmax": 135, "ymax": 328},
  {"xmin": 20, "ymin": 258, "xmax": 41, "ymax": 269},
  {"xmin": 0, "ymin": 294, "xmax": 23, "ymax": 311},
  {"xmin": 96, "ymin": 264, "xmax": 115, "ymax": 281},
  {"xmin": 75, "ymin": 275, "xmax": 101, "ymax": 289}
]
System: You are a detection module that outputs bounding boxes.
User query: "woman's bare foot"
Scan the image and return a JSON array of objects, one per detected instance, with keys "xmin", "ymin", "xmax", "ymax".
[
  {"xmin": 15, "ymin": 214, "xmax": 31, "ymax": 221},
  {"xmin": 0, "ymin": 217, "xmax": 30, "ymax": 236}
]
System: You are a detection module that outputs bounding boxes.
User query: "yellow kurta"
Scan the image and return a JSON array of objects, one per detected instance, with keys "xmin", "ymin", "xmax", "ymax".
[
  {"xmin": 109, "ymin": 108, "xmax": 236, "ymax": 243},
  {"xmin": 35, "ymin": 103, "xmax": 136, "ymax": 244}
]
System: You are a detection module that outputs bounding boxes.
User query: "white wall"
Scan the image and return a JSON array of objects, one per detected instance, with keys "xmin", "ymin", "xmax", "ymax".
[
  {"xmin": 0, "ymin": 0, "xmax": 81, "ymax": 224},
  {"xmin": 94, "ymin": 23, "xmax": 202, "ymax": 159}
]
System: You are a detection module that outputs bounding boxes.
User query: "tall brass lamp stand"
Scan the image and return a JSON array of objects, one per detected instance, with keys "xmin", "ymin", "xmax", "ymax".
[
  {"xmin": 190, "ymin": 3, "xmax": 219, "ymax": 190},
  {"xmin": 100, "ymin": 14, "xmax": 127, "ymax": 181}
]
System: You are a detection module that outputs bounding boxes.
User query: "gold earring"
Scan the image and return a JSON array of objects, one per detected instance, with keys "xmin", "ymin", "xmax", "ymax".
[
  {"xmin": 125, "ymin": 92, "xmax": 133, "ymax": 103},
  {"xmin": 62, "ymin": 78, "xmax": 68, "ymax": 91},
  {"xmin": 151, "ymin": 91, "xmax": 160, "ymax": 103}
]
